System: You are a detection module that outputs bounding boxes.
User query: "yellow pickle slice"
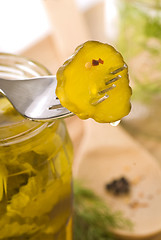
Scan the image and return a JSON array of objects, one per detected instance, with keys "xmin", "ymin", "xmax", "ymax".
[{"xmin": 56, "ymin": 41, "xmax": 132, "ymax": 123}]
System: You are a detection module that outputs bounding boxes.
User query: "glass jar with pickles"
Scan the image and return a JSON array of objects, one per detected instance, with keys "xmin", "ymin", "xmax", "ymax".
[{"xmin": 0, "ymin": 53, "xmax": 73, "ymax": 240}]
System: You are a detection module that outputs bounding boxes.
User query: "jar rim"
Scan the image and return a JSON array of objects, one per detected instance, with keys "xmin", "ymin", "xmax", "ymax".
[
  {"xmin": 0, "ymin": 53, "xmax": 54, "ymax": 145},
  {"xmin": 0, "ymin": 52, "xmax": 51, "ymax": 74}
]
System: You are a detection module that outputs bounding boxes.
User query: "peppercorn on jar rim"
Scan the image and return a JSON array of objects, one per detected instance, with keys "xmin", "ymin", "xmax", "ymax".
[{"xmin": 0, "ymin": 53, "xmax": 55, "ymax": 146}]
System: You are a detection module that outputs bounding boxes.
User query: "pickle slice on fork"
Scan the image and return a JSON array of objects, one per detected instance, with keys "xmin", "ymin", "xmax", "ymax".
[{"xmin": 56, "ymin": 41, "xmax": 132, "ymax": 123}]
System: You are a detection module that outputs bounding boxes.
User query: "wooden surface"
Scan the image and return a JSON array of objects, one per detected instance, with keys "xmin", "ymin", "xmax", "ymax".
[{"xmin": 75, "ymin": 120, "xmax": 161, "ymax": 240}]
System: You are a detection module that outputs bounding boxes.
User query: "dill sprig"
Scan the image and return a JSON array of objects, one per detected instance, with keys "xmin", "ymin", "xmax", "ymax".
[{"xmin": 73, "ymin": 181, "xmax": 132, "ymax": 240}]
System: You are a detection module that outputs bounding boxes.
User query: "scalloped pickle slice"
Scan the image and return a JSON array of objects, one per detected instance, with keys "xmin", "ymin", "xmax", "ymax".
[{"xmin": 56, "ymin": 41, "xmax": 132, "ymax": 123}]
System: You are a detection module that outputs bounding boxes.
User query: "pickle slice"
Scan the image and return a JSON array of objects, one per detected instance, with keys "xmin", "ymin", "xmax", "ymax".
[{"xmin": 56, "ymin": 41, "xmax": 132, "ymax": 123}]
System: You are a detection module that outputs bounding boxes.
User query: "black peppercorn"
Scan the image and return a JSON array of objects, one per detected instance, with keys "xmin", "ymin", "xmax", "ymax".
[{"xmin": 105, "ymin": 177, "xmax": 130, "ymax": 196}]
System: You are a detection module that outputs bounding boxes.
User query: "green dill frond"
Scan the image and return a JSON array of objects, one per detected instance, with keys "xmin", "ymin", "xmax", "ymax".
[{"xmin": 73, "ymin": 181, "xmax": 132, "ymax": 240}]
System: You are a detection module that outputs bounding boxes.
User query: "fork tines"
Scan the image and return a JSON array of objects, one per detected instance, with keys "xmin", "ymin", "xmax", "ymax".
[
  {"xmin": 110, "ymin": 63, "xmax": 127, "ymax": 75},
  {"xmin": 92, "ymin": 94, "xmax": 109, "ymax": 106},
  {"xmin": 99, "ymin": 84, "xmax": 116, "ymax": 94},
  {"xmin": 91, "ymin": 64, "xmax": 127, "ymax": 106},
  {"xmin": 105, "ymin": 75, "xmax": 121, "ymax": 86},
  {"xmin": 49, "ymin": 103, "xmax": 62, "ymax": 110},
  {"xmin": 92, "ymin": 84, "xmax": 116, "ymax": 105},
  {"xmin": 105, "ymin": 63, "xmax": 127, "ymax": 85}
]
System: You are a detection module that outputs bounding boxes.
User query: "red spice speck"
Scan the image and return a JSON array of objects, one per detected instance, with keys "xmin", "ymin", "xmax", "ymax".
[
  {"xmin": 98, "ymin": 58, "xmax": 104, "ymax": 64},
  {"xmin": 92, "ymin": 58, "xmax": 104, "ymax": 66},
  {"xmin": 92, "ymin": 59, "xmax": 99, "ymax": 66}
]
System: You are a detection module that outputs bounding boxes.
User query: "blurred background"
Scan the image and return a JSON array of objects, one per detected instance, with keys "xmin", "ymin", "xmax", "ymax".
[{"xmin": 0, "ymin": 0, "xmax": 161, "ymax": 239}]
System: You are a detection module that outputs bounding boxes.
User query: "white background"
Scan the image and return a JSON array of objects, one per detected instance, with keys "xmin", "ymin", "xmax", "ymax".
[{"xmin": 0, "ymin": 0, "xmax": 106, "ymax": 53}]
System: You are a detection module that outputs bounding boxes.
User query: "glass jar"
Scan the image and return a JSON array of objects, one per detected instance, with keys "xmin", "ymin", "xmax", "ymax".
[
  {"xmin": 110, "ymin": 0, "xmax": 161, "ymax": 165},
  {"xmin": 0, "ymin": 53, "xmax": 73, "ymax": 240}
]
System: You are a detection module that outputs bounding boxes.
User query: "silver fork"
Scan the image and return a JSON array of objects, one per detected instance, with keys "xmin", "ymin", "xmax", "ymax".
[
  {"xmin": 0, "ymin": 64, "xmax": 127, "ymax": 121},
  {"xmin": 0, "ymin": 75, "xmax": 73, "ymax": 121}
]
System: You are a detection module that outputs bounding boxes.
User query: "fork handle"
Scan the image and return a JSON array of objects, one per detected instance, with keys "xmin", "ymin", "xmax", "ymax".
[
  {"xmin": 0, "ymin": 78, "xmax": 8, "ymax": 95},
  {"xmin": 0, "ymin": 78, "xmax": 16, "ymax": 96},
  {"xmin": 0, "ymin": 76, "xmax": 55, "ymax": 96}
]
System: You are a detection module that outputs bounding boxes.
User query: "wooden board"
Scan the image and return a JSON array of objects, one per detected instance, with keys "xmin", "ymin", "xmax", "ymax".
[{"xmin": 75, "ymin": 120, "xmax": 161, "ymax": 240}]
